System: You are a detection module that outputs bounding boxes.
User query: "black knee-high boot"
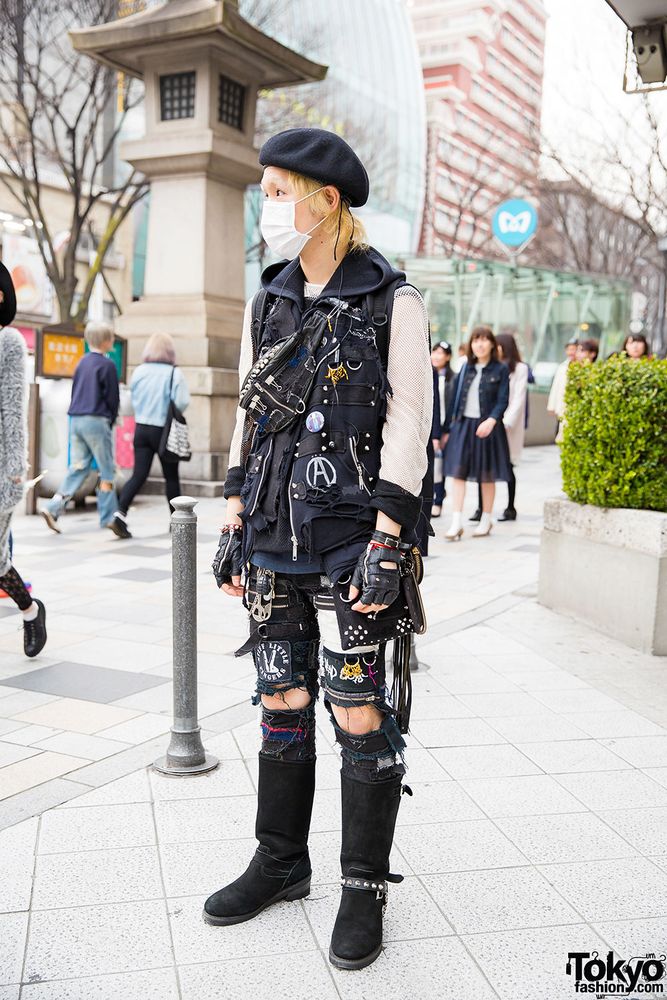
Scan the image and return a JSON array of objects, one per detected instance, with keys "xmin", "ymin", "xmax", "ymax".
[
  {"xmin": 203, "ymin": 755, "xmax": 315, "ymax": 925},
  {"xmin": 329, "ymin": 772, "xmax": 405, "ymax": 970}
]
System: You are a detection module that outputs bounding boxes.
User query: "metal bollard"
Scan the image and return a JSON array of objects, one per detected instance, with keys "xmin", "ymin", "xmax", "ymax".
[{"xmin": 154, "ymin": 496, "xmax": 219, "ymax": 776}]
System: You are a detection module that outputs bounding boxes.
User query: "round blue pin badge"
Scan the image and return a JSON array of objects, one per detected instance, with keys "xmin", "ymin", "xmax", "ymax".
[{"xmin": 306, "ymin": 411, "xmax": 325, "ymax": 433}]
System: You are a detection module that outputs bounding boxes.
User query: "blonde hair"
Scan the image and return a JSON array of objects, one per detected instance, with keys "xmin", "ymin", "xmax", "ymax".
[
  {"xmin": 287, "ymin": 170, "xmax": 369, "ymax": 255},
  {"xmin": 85, "ymin": 321, "xmax": 114, "ymax": 350},
  {"xmin": 142, "ymin": 332, "xmax": 176, "ymax": 365}
]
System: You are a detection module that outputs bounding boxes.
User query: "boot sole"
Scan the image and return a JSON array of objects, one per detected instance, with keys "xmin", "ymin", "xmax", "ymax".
[
  {"xmin": 328, "ymin": 943, "xmax": 383, "ymax": 971},
  {"xmin": 202, "ymin": 875, "xmax": 311, "ymax": 926}
]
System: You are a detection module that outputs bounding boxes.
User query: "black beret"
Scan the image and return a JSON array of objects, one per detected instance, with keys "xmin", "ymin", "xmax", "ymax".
[
  {"xmin": 259, "ymin": 127, "xmax": 369, "ymax": 208},
  {"xmin": 0, "ymin": 261, "xmax": 17, "ymax": 328}
]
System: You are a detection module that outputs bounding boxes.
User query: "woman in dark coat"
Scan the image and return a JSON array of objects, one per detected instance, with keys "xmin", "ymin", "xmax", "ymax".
[{"xmin": 443, "ymin": 326, "xmax": 511, "ymax": 539}]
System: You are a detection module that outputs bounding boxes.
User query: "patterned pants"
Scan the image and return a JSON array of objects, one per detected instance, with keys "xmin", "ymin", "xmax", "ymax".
[{"xmin": 242, "ymin": 567, "xmax": 406, "ymax": 783}]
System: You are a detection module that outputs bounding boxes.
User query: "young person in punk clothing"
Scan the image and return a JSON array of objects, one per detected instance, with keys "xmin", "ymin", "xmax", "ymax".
[{"xmin": 205, "ymin": 128, "xmax": 432, "ymax": 970}]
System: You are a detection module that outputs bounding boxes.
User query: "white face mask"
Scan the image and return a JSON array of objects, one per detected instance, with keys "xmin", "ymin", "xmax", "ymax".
[{"xmin": 260, "ymin": 187, "xmax": 327, "ymax": 259}]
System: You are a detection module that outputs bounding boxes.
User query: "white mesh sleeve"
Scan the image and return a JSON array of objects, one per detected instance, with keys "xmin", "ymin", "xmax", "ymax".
[
  {"xmin": 227, "ymin": 298, "xmax": 255, "ymax": 472},
  {"xmin": 378, "ymin": 285, "xmax": 432, "ymax": 495}
]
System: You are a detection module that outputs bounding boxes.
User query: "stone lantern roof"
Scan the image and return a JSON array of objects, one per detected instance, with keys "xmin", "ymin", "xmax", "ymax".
[{"xmin": 69, "ymin": 0, "xmax": 327, "ymax": 87}]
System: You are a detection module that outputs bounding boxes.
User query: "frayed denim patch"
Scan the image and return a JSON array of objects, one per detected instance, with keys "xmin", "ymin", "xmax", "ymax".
[{"xmin": 260, "ymin": 704, "xmax": 316, "ymax": 762}]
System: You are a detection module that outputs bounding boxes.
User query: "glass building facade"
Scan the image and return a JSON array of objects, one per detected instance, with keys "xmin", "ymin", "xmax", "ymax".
[{"xmin": 399, "ymin": 256, "xmax": 632, "ymax": 387}]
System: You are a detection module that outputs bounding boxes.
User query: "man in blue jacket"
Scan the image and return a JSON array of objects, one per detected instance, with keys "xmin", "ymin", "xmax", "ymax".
[{"xmin": 42, "ymin": 322, "xmax": 122, "ymax": 535}]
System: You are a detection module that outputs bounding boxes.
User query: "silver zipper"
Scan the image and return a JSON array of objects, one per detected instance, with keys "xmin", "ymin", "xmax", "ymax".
[
  {"xmin": 288, "ymin": 478, "xmax": 299, "ymax": 561},
  {"xmin": 247, "ymin": 437, "xmax": 274, "ymax": 517},
  {"xmin": 350, "ymin": 438, "xmax": 371, "ymax": 494}
]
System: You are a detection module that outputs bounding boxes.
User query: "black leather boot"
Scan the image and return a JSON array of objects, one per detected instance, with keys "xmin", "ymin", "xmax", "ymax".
[
  {"xmin": 329, "ymin": 772, "xmax": 405, "ymax": 970},
  {"xmin": 468, "ymin": 507, "xmax": 482, "ymax": 522},
  {"xmin": 497, "ymin": 507, "xmax": 517, "ymax": 522},
  {"xmin": 203, "ymin": 755, "xmax": 315, "ymax": 926}
]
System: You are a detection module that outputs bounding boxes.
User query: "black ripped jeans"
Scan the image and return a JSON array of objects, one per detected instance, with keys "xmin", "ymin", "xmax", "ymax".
[
  {"xmin": 241, "ymin": 566, "xmax": 406, "ymax": 782},
  {"xmin": 118, "ymin": 423, "xmax": 181, "ymax": 515}
]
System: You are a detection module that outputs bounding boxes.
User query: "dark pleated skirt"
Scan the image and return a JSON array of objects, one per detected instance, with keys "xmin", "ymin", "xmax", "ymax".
[{"xmin": 444, "ymin": 417, "xmax": 512, "ymax": 484}]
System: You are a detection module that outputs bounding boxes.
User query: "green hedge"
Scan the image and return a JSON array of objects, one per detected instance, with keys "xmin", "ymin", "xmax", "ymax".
[{"xmin": 561, "ymin": 355, "xmax": 667, "ymax": 511}]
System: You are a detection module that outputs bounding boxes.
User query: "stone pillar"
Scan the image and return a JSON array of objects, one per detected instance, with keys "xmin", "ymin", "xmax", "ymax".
[{"xmin": 69, "ymin": 0, "xmax": 327, "ymax": 488}]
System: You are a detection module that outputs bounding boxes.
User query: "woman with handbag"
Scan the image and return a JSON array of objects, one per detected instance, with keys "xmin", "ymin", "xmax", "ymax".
[
  {"xmin": 205, "ymin": 127, "xmax": 432, "ymax": 971},
  {"xmin": 111, "ymin": 332, "xmax": 190, "ymax": 538}
]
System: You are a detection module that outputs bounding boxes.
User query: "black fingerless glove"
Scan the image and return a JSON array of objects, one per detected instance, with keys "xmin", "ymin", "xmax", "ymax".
[
  {"xmin": 350, "ymin": 541, "xmax": 402, "ymax": 608},
  {"xmin": 212, "ymin": 526, "xmax": 244, "ymax": 588}
]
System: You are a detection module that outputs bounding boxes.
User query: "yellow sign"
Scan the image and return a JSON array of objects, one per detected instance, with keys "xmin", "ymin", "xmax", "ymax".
[{"xmin": 41, "ymin": 330, "xmax": 85, "ymax": 378}]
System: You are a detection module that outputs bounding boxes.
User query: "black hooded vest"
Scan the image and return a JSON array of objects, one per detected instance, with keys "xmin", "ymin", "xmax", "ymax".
[{"xmin": 237, "ymin": 248, "xmax": 416, "ymax": 581}]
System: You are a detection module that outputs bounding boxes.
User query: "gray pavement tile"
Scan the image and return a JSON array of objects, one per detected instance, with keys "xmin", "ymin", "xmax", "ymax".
[
  {"xmin": 463, "ymin": 923, "xmax": 609, "ymax": 1000},
  {"xmin": 334, "ymin": 936, "xmax": 499, "ymax": 1000},
  {"xmin": 430, "ymin": 744, "xmax": 541, "ymax": 779},
  {"xmin": 59, "ymin": 770, "xmax": 151, "ymax": 808},
  {"xmin": 456, "ymin": 691, "xmax": 550, "ymax": 717},
  {"xmin": 600, "ymin": 736, "xmax": 667, "ymax": 768},
  {"xmin": 531, "ymin": 689, "xmax": 627, "ymax": 714},
  {"xmin": 395, "ymin": 818, "xmax": 527, "ymax": 874},
  {"xmin": 485, "ymin": 714, "xmax": 589, "ymax": 743},
  {"xmin": 178, "ymin": 953, "xmax": 338, "ymax": 1000},
  {"xmin": 0, "ymin": 986, "xmax": 19, "ymax": 999},
  {"xmin": 539, "ymin": 858, "xmax": 667, "ymax": 922},
  {"xmin": 104, "ymin": 545, "xmax": 170, "ymax": 559},
  {"xmin": 0, "ymin": 778, "xmax": 91, "ymax": 833},
  {"xmin": 24, "ymin": 900, "xmax": 174, "ymax": 981},
  {"xmin": 502, "ymin": 669, "xmax": 591, "ymax": 692},
  {"xmin": 303, "ymin": 876, "xmax": 453, "ymax": 948},
  {"xmin": 0, "ymin": 912, "xmax": 28, "ymax": 986},
  {"xmin": 460, "ymin": 774, "xmax": 587, "ymax": 818},
  {"xmin": 554, "ymin": 769, "xmax": 667, "ymax": 812},
  {"xmin": 0, "ymin": 818, "xmax": 38, "ymax": 913},
  {"xmin": 1, "ymin": 663, "xmax": 166, "ymax": 704},
  {"xmin": 515, "ymin": 739, "xmax": 630, "ymax": 774},
  {"xmin": 104, "ymin": 568, "xmax": 172, "ymax": 582},
  {"xmin": 149, "ymin": 758, "xmax": 254, "ymax": 801},
  {"xmin": 39, "ymin": 802, "xmax": 155, "ymax": 854},
  {"xmin": 511, "ymin": 543, "xmax": 540, "ymax": 552},
  {"xmin": 19, "ymin": 969, "xmax": 180, "ymax": 1000},
  {"xmin": 496, "ymin": 812, "xmax": 640, "ymax": 865},
  {"xmin": 409, "ymin": 717, "xmax": 507, "ymax": 748},
  {"xmin": 562, "ymin": 710, "xmax": 666, "ymax": 738},
  {"xmin": 32, "ymin": 846, "xmax": 164, "ymax": 910},
  {"xmin": 0, "ymin": 742, "xmax": 39, "ymax": 768},
  {"xmin": 397, "ymin": 779, "xmax": 485, "ymax": 825},
  {"xmin": 642, "ymin": 767, "xmax": 667, "ymax": 789},
  {"xmin": 154, "ymin": 795, "xmax": 257, "ymax": 844},
  {"xmin": 409, "ymin": 694, "xmax": 476, "ymax": 720},
  {"xmin": 592, "ymin": 916, "xmax": 667, "ymax": 958},
  {"xmin": 159, "ymin": 838, "xmax": 258, "ymax": 897},
  {"xmin": 423, "ymin": 866, "xmax": 580, "ymax": 934},
  {"xmin": 167, "ymin": 893, "xmax": 317, "ymax": 965},
  {"xmin": 596, "ymin": 807, "xmax": 667, "ymax": 856}
]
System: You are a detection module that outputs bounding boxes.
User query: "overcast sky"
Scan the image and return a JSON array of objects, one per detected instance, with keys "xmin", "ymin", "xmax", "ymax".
[{"xmin": 541, "ymin": 0, "xmax": 641, "ymax": 155}]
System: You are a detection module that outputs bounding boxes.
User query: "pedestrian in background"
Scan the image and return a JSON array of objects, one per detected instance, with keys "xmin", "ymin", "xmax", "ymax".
[
  {"xmin": 0, "ymin": 261, "xmax": 47, "ymax": 657},
  {"xmin": 548, "ymin": 337, "xmax": 578, "ymax": 444},
  {"xmin": 576, "ymin": 338, "xmax": 599, "ymax": 363},
  {"xmin": 42, "ymin": 321, "xmax": 121, "ymax": 536},
  {"xmin": 495, "ymin": 333, "xmax": 529, "ymax": 521},
  {"xmin": 470, "ymin": 333, "xmax": 531, "ymax": 522},
  {"xmin": 622, "ymin": 333, "xmax": 650, "ymax": 359},
  {"xmin": 443, "ymin": 325, "xmax": 511, "ymax": 540},
  {"xmin": 430, "ymin": 340, "xmax": 454, "ymax": 518},
  {"xmin": 111, "ymin": 332, "xmax": 190, "ymax": 539}
]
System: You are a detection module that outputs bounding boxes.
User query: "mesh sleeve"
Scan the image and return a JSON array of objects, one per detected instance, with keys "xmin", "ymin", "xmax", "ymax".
[
  {"xmin": 377, "ymin": 285, "xmax": 432, "ymax": 496},
  {"xmin": 227, "ymin": 298, "xmax": 255, "ymax": 475}
]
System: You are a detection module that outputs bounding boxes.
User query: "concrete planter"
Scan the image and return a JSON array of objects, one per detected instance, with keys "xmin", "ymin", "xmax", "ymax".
[{"xmin": 539, "ymin": 498, "xmax": 667, "ymax": 655}]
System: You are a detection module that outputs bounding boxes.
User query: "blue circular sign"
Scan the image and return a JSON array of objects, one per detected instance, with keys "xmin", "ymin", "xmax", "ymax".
[{"xmin": 492, "ymin": 199, "xmax": 538, "ymax": 248}]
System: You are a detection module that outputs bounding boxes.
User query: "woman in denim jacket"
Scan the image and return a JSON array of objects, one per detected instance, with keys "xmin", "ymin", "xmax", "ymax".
[{"xmin": 443, "ymin": 326, "xmax": 511, "ymax": 539}]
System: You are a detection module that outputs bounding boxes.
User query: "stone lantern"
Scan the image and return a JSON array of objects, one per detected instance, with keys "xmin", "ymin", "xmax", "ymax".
[{"xmin": 70, "ymin": 0, "xmax": 326, "ymax": 488}]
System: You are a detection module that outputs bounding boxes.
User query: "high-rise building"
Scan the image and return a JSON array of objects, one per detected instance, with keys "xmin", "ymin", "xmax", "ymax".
[{"xmin": 409, "ymin": 0, "xmax": 546, "ymax": 257}]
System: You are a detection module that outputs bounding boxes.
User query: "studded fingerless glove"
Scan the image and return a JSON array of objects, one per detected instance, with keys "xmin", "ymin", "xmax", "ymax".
[
  {"xmin": 350, "ymin": 539, "xmax": 402, "ymax": 608},
  {"xmin": 212, "ymin": 526, "xmax": 244, "ymax": 588}
]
